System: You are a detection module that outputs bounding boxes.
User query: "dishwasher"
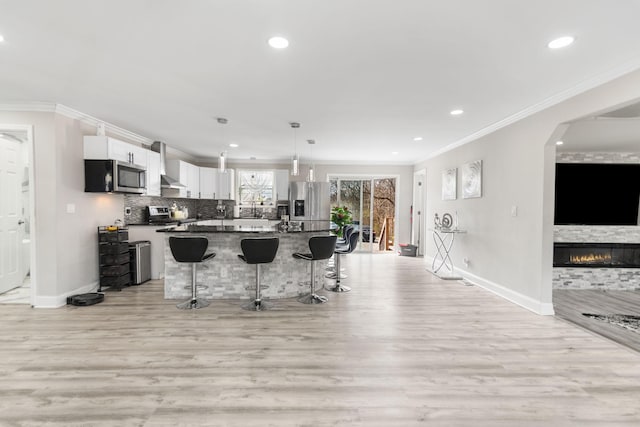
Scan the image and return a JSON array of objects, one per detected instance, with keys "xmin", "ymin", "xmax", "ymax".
[{"xmin": 129, "ymin": 240, "xmax": 151, "ymax": 285}]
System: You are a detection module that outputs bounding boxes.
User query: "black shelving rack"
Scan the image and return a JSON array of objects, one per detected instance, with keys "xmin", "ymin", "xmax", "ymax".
[{"xmin": 98, "ymin": 226, "xmax": 131, "ymax": 291}]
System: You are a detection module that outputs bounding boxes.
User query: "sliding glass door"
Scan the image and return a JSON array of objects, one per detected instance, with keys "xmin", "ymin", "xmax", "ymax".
[{"xmin": 329, "ymin": 176, "xmax": 396, "ymax": 253}]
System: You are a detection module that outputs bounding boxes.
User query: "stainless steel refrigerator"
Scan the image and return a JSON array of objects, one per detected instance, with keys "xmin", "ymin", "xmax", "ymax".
[{"xmin": 290, "ymin": 181, "xmax": 331, "ymax": 220}]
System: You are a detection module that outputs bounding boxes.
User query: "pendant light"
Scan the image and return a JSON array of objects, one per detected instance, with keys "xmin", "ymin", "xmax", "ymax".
[
  {"xmin": 219, "ymin": 151, "xmax": 226, "ymax": 172},
  {"xmin": 307, "ymin": 139, "xmax": 315, "ymax": 182},
  {"xmin": 290, "ymin": 122, "xmax": 300, "ymax": 176},
  {"xmin": 217, "ymin": 117, "xmax": 228, "ymax": 173}
]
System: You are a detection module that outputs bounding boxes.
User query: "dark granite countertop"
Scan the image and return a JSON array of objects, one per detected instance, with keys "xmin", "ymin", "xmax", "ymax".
[
  {"xmin": 127, "ymin": 222, "xmax": 180, "ymax": 227},
  {"xmin": 157, "ymin": 220, "xmax": 333, "ymax": 233},
  {"xmin": 128, "ymin": 217, "xmax": 281, "ymax": 226}
]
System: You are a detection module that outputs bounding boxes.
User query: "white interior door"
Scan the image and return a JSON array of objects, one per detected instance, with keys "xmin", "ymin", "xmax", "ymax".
[{"xmin": 0, "ymin": 137, "xmax": 22, "ymax": 294}]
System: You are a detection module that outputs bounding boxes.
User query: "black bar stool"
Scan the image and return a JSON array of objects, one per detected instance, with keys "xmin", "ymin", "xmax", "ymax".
[
  {"xmin": 238, "ymin": 237, "xmax": 279, "ymax": 311},
  {"xmin": 169, "ymin": 236, "xmax": 215, "ymax": 309},
  {"xmin": 326, "ymin": 231, "xmax": 359, "ymax": 293},
  {"xmin": 326, "ymin": 225, "xmax": 355, "ymax": 278},
  {"xmin": 293, "ymin": 235, "xmax": 337, "ymax": 304}
]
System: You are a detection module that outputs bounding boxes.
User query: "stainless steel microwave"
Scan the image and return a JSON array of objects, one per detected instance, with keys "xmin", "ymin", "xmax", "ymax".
[{"xmin": 84, "ymin": 159, "xmax": 146, "ymax": 194}]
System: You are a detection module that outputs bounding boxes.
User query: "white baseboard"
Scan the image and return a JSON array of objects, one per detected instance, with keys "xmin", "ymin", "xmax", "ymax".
[
  {"xmin": 32, "ymin": 281, "xmax": 99, "ymax": 308},
  {"xmin": 425, "ymin": 257, "xmax": 555, "ymax": 316}
]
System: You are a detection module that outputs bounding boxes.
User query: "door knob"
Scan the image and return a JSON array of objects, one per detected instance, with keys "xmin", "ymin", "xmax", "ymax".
[{"xmin": 18, "ymin": 220, "xmax": 24, "ymax": 225}]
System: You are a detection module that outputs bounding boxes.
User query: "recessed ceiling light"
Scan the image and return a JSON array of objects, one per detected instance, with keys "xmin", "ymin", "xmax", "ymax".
[
  {"xmin": 556, "ymin": 140, "xmax": 564, "ymax": 145},
  {"xmin": 392, "ymin": 151, "xmax": 399, "ymax": 155},
  {"xmin": 450, "ymin": 109, "xmax": 464, "ymax": 116},
  {"xmin": 413, "ymin": 137, "xmax": 423, "ymax": 141},
  {"xmin": 0, "ymin": 34, "xmax": 4, "ymax": 43},
  {"xmin": 548, "ymin": 36, "xmax": 574, "ymax": 49},
  {"xmin": 268, "ymin": 36, "xmax": 289, "ymax": 49},
  {"xmin": 229, "ymin": 143, "xmax": 239, "ymax": 148}
]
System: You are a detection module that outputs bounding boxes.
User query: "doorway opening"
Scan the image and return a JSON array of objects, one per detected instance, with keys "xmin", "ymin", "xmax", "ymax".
[
  {"xmin": 0, "ymin": 125, "xmax": 34, "ymax": 305},
  {"xmin": 328, "ymin": 176, "xmax": 397, "ymax": 253},
  {"xmin": 548, "ymin": 99, "xmax": 640, "ymax": 351}
]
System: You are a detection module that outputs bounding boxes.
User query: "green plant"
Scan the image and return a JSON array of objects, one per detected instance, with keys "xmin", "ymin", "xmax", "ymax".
[{"xmin": 330, "ymin": 206, "xmax": 353, "ymax": 237}]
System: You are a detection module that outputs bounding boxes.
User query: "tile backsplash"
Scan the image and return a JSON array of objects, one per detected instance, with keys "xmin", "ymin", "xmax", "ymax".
[{"xmin": 122, "ymin": 196, "xmax": 279, "ymax": 224}]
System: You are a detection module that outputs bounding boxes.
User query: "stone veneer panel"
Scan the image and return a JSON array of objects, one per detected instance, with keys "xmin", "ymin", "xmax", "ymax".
[
  {"xmin": 556, "ymin": 152, "xmax": 640, "ymax": 164},
  {"xmin": 554, "ymin": 225, "xmax": 640, "ymax": 243},
  {"xmin": 553, "ymin": 268, "xmax": 640, "ymax": 290},
  {"xmin": 164, "ymin": 232, "xmax": 329, "ymax": 300}
]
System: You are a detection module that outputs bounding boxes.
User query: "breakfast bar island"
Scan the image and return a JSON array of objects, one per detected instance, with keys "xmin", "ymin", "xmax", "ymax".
[{"xmin": 159, "ymin": 220, "xmax": 333, "ymax": 300}]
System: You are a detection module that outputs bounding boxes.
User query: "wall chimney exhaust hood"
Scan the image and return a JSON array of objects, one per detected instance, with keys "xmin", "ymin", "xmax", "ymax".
[{"xmin": 151, "ymin": 141, "xmax": 186, "ymax": 189}]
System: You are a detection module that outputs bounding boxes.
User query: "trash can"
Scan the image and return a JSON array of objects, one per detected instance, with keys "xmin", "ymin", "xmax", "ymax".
[
  {"xmin": 129, "ymin": 240, "xmax": 151, "ymax": 284},
  {"xmin": 398, "ymin": 244, "xmax": 417, "ymax": 257}
]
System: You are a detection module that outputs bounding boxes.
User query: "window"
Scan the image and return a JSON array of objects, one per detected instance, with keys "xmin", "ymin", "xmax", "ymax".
[{"xmin": 238, "ymin": 170, "xmax": 274, "ymax": 204}]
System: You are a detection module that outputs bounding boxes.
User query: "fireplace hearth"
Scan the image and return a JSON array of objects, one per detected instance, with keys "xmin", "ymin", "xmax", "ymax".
[{"xmin": 554, "ymin": 243, "xmax": 640, "ymax": 268}]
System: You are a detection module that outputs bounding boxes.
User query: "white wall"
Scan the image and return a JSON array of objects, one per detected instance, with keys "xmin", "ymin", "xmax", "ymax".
[
  {"xmin": 414, "ymin": 68, "xmax": 640, "ymax": 315},
  {"xmin": 53, "ymin": 114, "xmax": 125, "ymax": 301},
  {"xmin": 0, "ymin": 111, "xmax": 138, "ymax": 306}
]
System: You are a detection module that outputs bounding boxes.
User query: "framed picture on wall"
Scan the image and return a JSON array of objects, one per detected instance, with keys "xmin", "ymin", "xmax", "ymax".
[
  {"xmin": 462, "ymin": 160, "xmax": 482, "ymax": 198},
  {"xmin": 442, "ymin": 168, "xmax": 457, "ymax": 200}
]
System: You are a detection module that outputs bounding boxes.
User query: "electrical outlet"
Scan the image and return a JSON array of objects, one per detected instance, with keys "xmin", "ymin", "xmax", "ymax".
[
  {"xmin": 124, "ymin": 207, "xmax": 132, "ymax": 216},
  {"xmin": 463, "ymin": 257, "xmax": 470, "ymax": 267}
]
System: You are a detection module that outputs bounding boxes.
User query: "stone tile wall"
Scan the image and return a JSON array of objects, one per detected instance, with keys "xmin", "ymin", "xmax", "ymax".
[
  {"xmin": 554, "ymin": 225, "xmax": 640, "ymax": 243},
  {"xmin": 553, "ymin": 267, "xmax": 640, "ymax": 290},
  {"xmin": 557, "ymin": 152, "xmax": 640, "ymax": 163},
  {"xmin": 164, "ymin": 232, "xmax": 330, "ymax": 300}
]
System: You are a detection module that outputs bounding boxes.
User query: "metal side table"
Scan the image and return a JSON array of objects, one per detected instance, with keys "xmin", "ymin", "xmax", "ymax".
[{"xmin": 430, "ymin": 228, "xmax": 466, "ymax": 280}]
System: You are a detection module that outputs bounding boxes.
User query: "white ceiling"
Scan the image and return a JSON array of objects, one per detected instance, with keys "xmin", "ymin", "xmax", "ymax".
[{"xmin": 1, "ymin": 0, "xmax": 640, "ymax": 164}]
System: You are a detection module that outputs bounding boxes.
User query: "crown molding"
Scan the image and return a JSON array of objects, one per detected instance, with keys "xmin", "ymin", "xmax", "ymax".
[
  {"xmin": 416, "ymin": 57, "xmax": 640, "ymax": 164},
  {"xmin": 0, "ymin": 102, "xmax": 153, "ymax": 145}
]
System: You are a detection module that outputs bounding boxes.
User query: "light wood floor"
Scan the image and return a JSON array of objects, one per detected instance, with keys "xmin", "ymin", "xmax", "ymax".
[
  {"xmin": 1, "ymin": 254, "xmax": 640, "ymax": 426},
  {"xmin": 554, "ymin": 289, "xmax": 640, "ymax": 353}
]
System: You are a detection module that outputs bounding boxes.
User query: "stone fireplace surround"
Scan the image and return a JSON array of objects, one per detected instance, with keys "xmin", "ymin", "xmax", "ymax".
[
  {"xmin": 553, "ymin": 152, "xmax": 640, "ymax": 290},
  {"xmin": 553, "ymin": 226, "xmax": 640, "ymax": 290}
]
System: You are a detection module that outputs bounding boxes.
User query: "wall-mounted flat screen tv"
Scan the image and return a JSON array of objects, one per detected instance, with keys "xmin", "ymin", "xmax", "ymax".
[{"xmin": 554, "ymin": 163, "xmax": 640, "ymax": 226}]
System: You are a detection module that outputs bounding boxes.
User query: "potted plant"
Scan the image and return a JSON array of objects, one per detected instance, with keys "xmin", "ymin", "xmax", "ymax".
[{"xmin": 330, "ymin": 206, "xmax": 353, "ymax": 237}]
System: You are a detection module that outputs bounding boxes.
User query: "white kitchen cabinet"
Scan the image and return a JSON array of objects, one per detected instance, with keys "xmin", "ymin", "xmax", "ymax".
[
  {"xmin": 84, "ymin": 136, "xmax": 147, "ymax": 167},
  {"xmin": 275, "ymin": 169, "xmax": 289, "ymax": 201},
  {"xmin": 199, "ymin": 167, "xmax": 217, "ymax": 199},
  {"xmin": 217, "ymin": 169, "xmax": 235, "ymax": 200},
  {"xmin": 145, "ymin": 150, "xmax": 161, "ymax": 196},
  {"xmin": 165, "ymin": 159, "xmax": 200, "ymax": 199},
  {"xmin": 187, "ymin": 163, "xmax": 200, "ymax": 199}
]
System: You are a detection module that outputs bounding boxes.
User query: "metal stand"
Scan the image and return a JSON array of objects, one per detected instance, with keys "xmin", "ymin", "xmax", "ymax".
[
  {"xmin": 326, "ymin": 253, "xmax": 351, "ymax": 292},
  {"xmin": 242, "ymin": 264, "xmax": 272, "ymax": 311},
  {"xmin": 431, "ymin": 228, "xmax": 466, "ymax": 280},
  {"xmin": 298, "ymin": 261, "xmax": 328, "ymax": 304},
  {"xmin": 177, "ymin": 262, "xmax": 210, "ymax": 309}
]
